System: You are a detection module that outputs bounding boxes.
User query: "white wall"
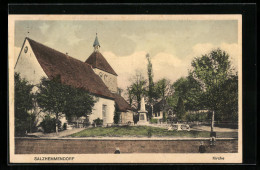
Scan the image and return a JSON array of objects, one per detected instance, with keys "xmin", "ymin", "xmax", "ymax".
[
  {"xmin": 14, "ymin": 39, "xmax": 47, "ymax": 87},
  {"xmin": 89, "ymin": 96, "xmax": 115, "ymax": 125}
]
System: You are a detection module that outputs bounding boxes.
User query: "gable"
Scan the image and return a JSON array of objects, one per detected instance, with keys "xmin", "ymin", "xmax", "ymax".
[
  {"xmin": 14, "ymin": 38, "xmax": 47, "ymax": 85},
  {"xmin": 85, "ymin": 51, "xmax": 118, "ymax": 76}
]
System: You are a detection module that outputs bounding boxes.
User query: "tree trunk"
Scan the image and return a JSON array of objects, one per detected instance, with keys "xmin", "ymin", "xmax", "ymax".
[
  {"xmin": 56, "ymin": 112, "xmax": 59, "ymax": 134},
  {"xmin": 211, "ymin": 111, "xmax": 215, "ymax": 132}
]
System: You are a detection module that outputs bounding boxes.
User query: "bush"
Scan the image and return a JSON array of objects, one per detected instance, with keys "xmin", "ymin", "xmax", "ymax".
[
  {"xmin": 93, "ymin": 118, "xmax": 103, "ymax": 126},
  {"xmin": 150, "ymin": 118, "xmax": 158, "ymax": 124},
  {"xmin": 163, "ymin": 111, "xmax": 167, "ymax": 122},
  {"xmin": 113, "ymin": 111, "xmax": 121, "ymax": 124},
  {"xmin": 40, "ymin": 115, "xmax": 61, "ymax": 133},
  {"xmin": 185, "ymin": 112, "xmax": 209, "ymax": 122},
  {"xmin": 63, "ymin": 123, "xmax": 67, "ymax": 130},
  {"xmin": 147, "ymin": 129, "xmax": 152, "ymax": 137}
]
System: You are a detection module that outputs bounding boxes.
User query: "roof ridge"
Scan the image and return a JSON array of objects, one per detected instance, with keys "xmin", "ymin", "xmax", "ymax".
[
  {"xmin": 25, "ymin": 37, "xmax": 115, "ymax": 99},
  {"xmin": 85, "ymin": 50, "xmax": 118, "ymax": 76},
  {"xmin": 26, "ymin": 37, "xmax": 87, "ymax": 65}
]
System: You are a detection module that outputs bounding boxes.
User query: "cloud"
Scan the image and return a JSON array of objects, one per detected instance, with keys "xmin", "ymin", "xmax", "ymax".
[
  {"xmin": 102, "ymin": 42, "xmax": 240, "ymax": 91},
  {"xmin": 103, "ymin": 51, "xmax": 190, "ymax": 90}
]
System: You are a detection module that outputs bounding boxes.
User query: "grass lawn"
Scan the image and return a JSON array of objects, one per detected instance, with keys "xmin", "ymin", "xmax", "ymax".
[{"xmin": 70, "ymin": 126, "xmax": 237, "ymax": 138}]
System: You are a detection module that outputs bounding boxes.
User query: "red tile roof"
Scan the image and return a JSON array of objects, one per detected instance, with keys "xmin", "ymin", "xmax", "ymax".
[
  {"xmin": 112, "ymin": 93, "xmax": 131, "ymax": 112},
  {"xmin": 85, "ymin": 51, "xmax": 118, "ymax": 76},
  {"xmin": 27, "ymin": 38, "xmax": 114, "ymax": 99}
]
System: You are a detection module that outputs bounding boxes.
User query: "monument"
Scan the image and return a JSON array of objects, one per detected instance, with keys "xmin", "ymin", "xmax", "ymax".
[{"xmin": 137, "ymin": 97, "xmax": 149, "ymax": 125}]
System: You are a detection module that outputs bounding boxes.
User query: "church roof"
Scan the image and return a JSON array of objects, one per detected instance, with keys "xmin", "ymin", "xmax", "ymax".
[
  {"xmin": 26, "ymin": 37, "xmax": 114, "ymax": 99},
  {"xmin": 112, "ymin": 93, "xmax": 132, "ymax": 112},
  {"xmin": 85, "ymin": 51, "xmax": 118, "ymax": 76}
]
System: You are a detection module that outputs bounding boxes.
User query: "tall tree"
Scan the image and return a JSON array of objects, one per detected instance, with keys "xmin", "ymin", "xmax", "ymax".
[
  {"xmin": 14, "ymin": 73, "xmax": 35, "ymax": 136},
  {"xmin": 146, "ymin": 53, "xmax": 155, "ymax": 104},
  {"xmin": 176, "ymin": 97, "xmax": 186, "ymax": 120},
  {"xmin": 190, "ymin": 49, "xmax": 238, "ymax": 121},
  {"xmin": 36, "ymin": 76, "xmax": 96, "ymax": 133}
]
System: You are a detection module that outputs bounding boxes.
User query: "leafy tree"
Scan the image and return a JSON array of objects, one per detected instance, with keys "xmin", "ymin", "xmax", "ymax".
[
  {"xmin": 128, "ymin": 72, "xmax": 147, "ymax": 110},
  {"xmin": 14, "ymin": 73, "xmax": 35, "ymax": 136},
  {"xmin": 176, "ymin": 97, "xmax": 186, "ymax": 120},
  {"xmin": 126, "ymin": 87, "xmax": 134, "ymax": 107},
  {"xmin": 216, "ymin": 74, "xmax": 238, "ymax": 121},
  {"xmin": 170, "ymin": 76, "xmax": 203, "ymax": 111},
  {"xmin": 36, "ymin": 76, "xmax": 96, "ymax": 134},
  {"xmin": 190, "ymin": 49, "xmax": 238, "ymax": 121},
  {"xmin": 154, "ymin": 78, "xmax": 173, "ymax": 116},
  {"xmin": 155, "ymin": 78, "xmax": 173, "ymax": 100}
]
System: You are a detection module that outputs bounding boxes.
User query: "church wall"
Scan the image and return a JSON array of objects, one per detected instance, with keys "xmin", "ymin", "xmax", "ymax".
[
  {"xmin": 89, "ymin": 96, "xmax": 115, "ymax": 125},
  {"xmin": 93, "ymin": 68, "xmax": 118, "ymax": 93},
  {"xmin": 120, "ymin": 110, "xmax": 134, "ymax": 124},
  {"xmin": 14, "ymin": 39, "xmax": 47, "ymax": 87}
]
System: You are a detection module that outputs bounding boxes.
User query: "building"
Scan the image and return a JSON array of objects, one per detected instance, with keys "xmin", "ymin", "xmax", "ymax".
[
  {"xmin": 14, "ymin": 35, "xmax": 133, "ymax": 127},
  {"xmin": 152, "ymin": 99, "xmax": 175, "ymax": 122}
]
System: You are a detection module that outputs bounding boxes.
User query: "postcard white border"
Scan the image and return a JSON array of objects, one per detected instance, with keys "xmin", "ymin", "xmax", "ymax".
[{"xmin": 8, "ymin": 15, "xmax": 242, "ymax": 163}]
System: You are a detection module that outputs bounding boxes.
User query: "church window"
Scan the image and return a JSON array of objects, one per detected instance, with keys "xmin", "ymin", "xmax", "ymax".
[
  {"xmin": 24, "ymin": 46, "xmax": 28, "ymax": 53},
  {"xmin": 102, "ymin": 104, "xmax": 107, "ymax": 123}
]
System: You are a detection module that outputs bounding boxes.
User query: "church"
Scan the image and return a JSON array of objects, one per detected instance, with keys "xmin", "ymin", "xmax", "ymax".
[{"xmin": 14, "ymin": 34, "xmax": 134, "ymax": 127}]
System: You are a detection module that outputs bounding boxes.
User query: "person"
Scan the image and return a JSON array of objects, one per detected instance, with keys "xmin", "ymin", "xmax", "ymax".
[
  {"xmin": 114, "ymin": 147, "xmax": 120, "ymax": 154},
  {"xmin": 199, "ymin": 141, "xmax": 206, "ymax": 153},
  {"xmin": 210, "ymin": 136, "xmax": 216, "ymax": 146}
]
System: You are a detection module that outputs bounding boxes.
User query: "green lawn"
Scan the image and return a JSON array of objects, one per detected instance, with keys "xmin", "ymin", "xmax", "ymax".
[{"xmin": 70, "ymin": 126, "xmax": 237, "ymax": 138}]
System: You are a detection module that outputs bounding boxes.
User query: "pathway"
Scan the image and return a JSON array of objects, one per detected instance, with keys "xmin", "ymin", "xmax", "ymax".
[{"xmin": 27, "ymin": 128, "xmax": 85, "ymax": 138}]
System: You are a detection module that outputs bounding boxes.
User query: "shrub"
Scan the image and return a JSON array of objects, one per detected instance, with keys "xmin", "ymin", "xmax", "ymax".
[
  {"xmin": 93, "ymin": 118, "xmax": 103, "ymax": 126},
  {"xmin": 150, "ymin": 118, "xmax": 158, "ymax": 124},
  {"xmin": 113, "ymin": 111, "xmax": 121, "ymax": 124},
  {"xmin": 147, "ymin": 129, "xmax": 152, "ymax": 137},
  {"xmin": 63, "ymin": 123, "xmax": 67, "ymax": 130},
  {"xmin": 40, "ymin": 115, "xmax": 61, "ymax": 133}
]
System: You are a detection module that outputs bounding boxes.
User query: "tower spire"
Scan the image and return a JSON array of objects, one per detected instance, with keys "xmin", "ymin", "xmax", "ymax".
[{"xmin": 93, "ymin": 33, "xmax": 100, "ymax": 51}]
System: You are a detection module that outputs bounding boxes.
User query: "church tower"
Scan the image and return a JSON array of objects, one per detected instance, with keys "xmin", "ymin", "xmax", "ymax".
[{"xmin": 85, "ymin": 34, "xmax": 118, "ymax": 93}]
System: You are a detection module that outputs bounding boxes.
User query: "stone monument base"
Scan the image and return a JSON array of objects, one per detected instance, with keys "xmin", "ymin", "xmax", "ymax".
[
  {"xmin": 137, "ymin": 120, "xmax": 150, "ymax": 125},
  {"xmin": 137, "ymin": 112, "xmax": 149, "ymax": 125}
]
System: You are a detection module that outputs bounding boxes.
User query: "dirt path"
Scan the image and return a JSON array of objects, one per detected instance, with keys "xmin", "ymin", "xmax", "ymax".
[
  {"xmin": 191, "ymin": 125, "xmax": 238, "ymax": 132},
  {"xmin": 27, "ymin": 128, "xmax": 85, "ymax": 138}
]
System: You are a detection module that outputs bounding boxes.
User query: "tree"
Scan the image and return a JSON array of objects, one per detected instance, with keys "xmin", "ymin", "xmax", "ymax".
[
  {"xmin": 155, "ymin": 78, "xmax": 172, "ymax": 100},
  {"xmin": 146, "ymin": 53, "xmax": 155, "ymax": 104},
  {"xmin": 176, "ymin": 97, "xmax": 186, "ymax": 120},
  {"xmin": 128, "ymin": 72, "xmax": 147, "ymax": 110},
  {"xmin": 170, "ymin": 76, "xmax": 203, "ymax": 111},
  {"xmin": 14, "ymin": 72, "xmax": 35, "ymax": 136},
  {"xmin": 190, "ymin": 49, "xmax": 238, "ymax": 121},
  {"xmin": 126, "ymin": 87, "xmax": 134, "ymax": 107},
  {"xmin": 36, "ymin": 76, "xmax": 96, "ymax": 133},
  {"xmin": 216, "ymin": 74, "xmax": 238, "ymax": 121}
]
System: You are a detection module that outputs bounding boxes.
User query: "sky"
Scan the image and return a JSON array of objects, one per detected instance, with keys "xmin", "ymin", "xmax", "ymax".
[{"xmin": 14, "ymin": 19, "xmax": 239, "ymax": 91}]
